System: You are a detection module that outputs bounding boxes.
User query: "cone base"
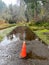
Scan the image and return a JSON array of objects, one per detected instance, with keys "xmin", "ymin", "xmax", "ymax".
[{"xmin": 19, "ymin": 55, "xmax": 27, "ymax": 59}]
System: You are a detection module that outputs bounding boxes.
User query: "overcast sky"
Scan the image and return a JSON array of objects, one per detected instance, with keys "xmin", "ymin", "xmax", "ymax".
[{"xmin": 2, "ymin": 0, "xmax": 20, "ymax": 6}]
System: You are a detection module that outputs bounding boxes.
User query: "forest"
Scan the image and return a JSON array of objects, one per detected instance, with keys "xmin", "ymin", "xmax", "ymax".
[
  {"xmin": 0, "ymin": 0, "xmax": 49, "ymax": 65},
  {"xmin": 0, "ymin": 0, "xmax": 49, "ymax": 23}
]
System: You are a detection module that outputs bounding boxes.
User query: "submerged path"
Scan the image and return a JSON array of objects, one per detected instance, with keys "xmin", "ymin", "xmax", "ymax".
[
  {"xmin": 0, "ymin": 39, "xmax": 49, "ymax": 65},
  {"xmin": 0, "ymin": 26, "xmax": 49, "ymax": 65}
]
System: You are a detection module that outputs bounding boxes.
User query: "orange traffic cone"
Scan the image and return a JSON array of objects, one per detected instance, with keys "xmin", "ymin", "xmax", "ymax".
[{"xmin": 19, "ymin": 41, "xmax": 27, "ymax": 58}]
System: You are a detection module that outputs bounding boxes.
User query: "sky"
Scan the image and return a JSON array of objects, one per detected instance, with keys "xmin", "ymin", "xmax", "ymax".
[{"xmin": 2, "ymin": 0, "xmax": 20, "ymax": 6}]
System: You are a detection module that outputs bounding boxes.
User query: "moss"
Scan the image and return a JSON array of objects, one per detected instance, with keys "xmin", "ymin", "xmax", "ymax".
[{"xmin": 34, "ymin": 29, "xmax": 49, "ymax": 45}]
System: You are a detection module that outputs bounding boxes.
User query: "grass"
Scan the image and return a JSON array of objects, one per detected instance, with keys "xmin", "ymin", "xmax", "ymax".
[
  {"xmin": 28, "ymin": 22, "xmax": 49, "ymax": 45},
  {"xmin": 0, "ymin": 26, "xmax": 17, "ymax": 41},
  {"xmin": 17, "ymin": 22, "xmax": 49, "ymax": 45},
  {"xmin": 0, "ymin": 22, "xmax": 27, "ymax": 41},
  {"xmin": 0, "ymin": 22, "xmax": 49, "ymax": 45},
  {"xmin": 34, "ymin": 29, "xmax": 49, "ymax": 45},
  {"xmin": 0, "ymin": 23, "xmax": 16, "ymax": 30}
]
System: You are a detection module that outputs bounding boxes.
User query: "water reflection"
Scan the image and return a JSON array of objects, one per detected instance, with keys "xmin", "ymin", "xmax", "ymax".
[
  {"xmin": 0, "ymin": 26, "xmax": 38, "ymax": 46},
  {"xmin": 7, "ymin": 26, "xmax": 37, "ymax": 41},
  {"xmin": 0, "ymin": 34, "xmax": 20, "ymax": 46}
]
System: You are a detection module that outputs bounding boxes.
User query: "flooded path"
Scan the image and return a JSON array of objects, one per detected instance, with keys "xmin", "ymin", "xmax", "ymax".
[
  {"xmin": 0, "ymin": 40, "xmax": 49, "ymax": 65},
  {"xmin": 0, "ymin": 34, "xmax": 20, "ymax": 46},
  {"xmin": 0, "ymin": 26, "xmax": 49, "ymax": 65}
]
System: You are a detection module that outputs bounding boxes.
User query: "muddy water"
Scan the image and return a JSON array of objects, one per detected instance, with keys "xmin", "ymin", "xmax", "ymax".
[
  {"xmin": 7, "ymin": 26, "xmax": 37, "ymax": 41},
  {"xmin": 0, "ymin": 26, "xmax": 37, "ymax": 46},
  {"xmin": 0, "ymin": 26, "xmax": 49, "ymax": 65},
  {"xmin": 0, "ymin": 34, "xmax": 20, "ymax": 46}
]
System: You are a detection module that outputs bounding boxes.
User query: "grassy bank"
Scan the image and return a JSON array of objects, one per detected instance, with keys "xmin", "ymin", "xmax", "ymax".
[
  {"xmin": 0, "ymin": 23, "xmax": 16, "ymax": 30},
  {"xmin": 30, "ymin": 25, "xmax": 49, "ymax": 45},
  {"xmin": 0, "ymin": 23, "xmax": 26, "ymax": 41},
  {"xmin": 0, "ymin": 22, "xmax": 49, "ymax": 45},
  {"xmin": 28, "ymin": 21, "xmax": 49, "ymax": 45},
  {"xmin": 0, "ymin": 26, "xmax": 16, "ymax": 41},
  {"xmin": 34, "ymin": 29, "xmax": 49, "ymax": 45}
]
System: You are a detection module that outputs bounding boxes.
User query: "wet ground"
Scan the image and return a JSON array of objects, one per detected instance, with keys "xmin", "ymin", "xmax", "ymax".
[
  {"xmin": 0, "ymin": 26, "xmax": 49, "ymax": 65},
  {"xmin": 0, "ymin": 39, "xmax": 49, "ymax": 65}
]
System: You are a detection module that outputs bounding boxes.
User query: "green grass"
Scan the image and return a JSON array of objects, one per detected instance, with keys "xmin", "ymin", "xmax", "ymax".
[
  {"xmin": 0, "ymin": 24, "xmax": 16, "ymax": 30},
  {"xmin": 13, "ymin": 22, "xmax": 49, "ymax": 45},
  {"xmin": 0, "ymin": 23, "xmax": 27, "ymax": 41},
  {"xmin": 34, "ymin": 29, "xmax": 49, "ymax": 45},
  {"xmin": 28, "ymin": 22, "xmax": 49, "ymax": 45},
  {"xmin": 0, "ymin": 22, "xmax": 49, "ymax": 45},
  {"xmin": 0, "ymin": 26, "xmax": 16, "ymax": 41}
]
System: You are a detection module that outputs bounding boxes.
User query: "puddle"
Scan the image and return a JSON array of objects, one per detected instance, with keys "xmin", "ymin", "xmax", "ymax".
[
  {"xmin": 9, "ymin": 26, "xmax": 47, "ymax": 46},
  {"xmin": 0, "ymin": 26, "xmax": 48, "ymax": 63},
  {"xmin": 0, "ymin": 34, "xmax": 20, "ymax": 46},
  {"xmin": 26, "ymin": 51, "xmax": 47, "ymax": 60},
  {"xmin": 7, "ymin": 26, "xmax": 37, "ymax": 41},
  {"xmin": 0, "ymin": 26, "xmax": 37, "ymax": 46},
  {"xmin": 0, "ymin": 26, "xmax": 47, "ymax": 46}
]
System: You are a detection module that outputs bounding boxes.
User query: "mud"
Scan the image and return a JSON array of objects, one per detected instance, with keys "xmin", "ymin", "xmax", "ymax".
[
  {"xmin": 0, "ymin": 40, "xmax": 49, "ymax": 65},
  {"xmin": 0, "ymin": 26, "xmax": 49, "ymax": 65},
  {"xmin": 7, "ymin": 26, "xmax": 37, "ymax": 40}
]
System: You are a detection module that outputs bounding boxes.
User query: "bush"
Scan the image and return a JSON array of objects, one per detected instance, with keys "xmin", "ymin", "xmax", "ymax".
[
  {"xmin": 8, "ymin": 20, "xmax": 16, "ymax": 24},
  {"xmin": 28, "ymin": 21, "xmax": 35, "ymax": 26}
]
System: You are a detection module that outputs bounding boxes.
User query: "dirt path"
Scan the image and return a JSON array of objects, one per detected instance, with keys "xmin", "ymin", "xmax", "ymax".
[{"xmin": 0, "ymin": 40, "xmax": 49, "ymax": 65}]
